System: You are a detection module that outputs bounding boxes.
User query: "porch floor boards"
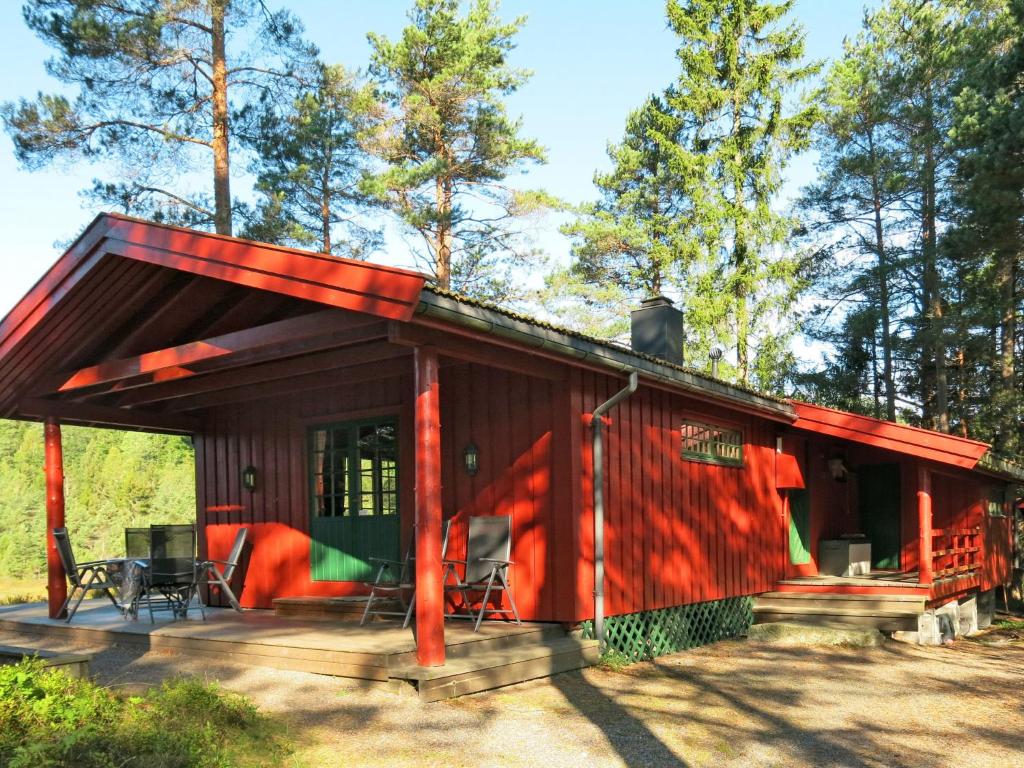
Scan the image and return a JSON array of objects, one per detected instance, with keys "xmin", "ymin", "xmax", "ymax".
[
  {"xmin": 0, "ymin": 602, "xmax": 597, "ymax": 701},
  {"xmin": 777, "ymin": 572, "xmax": 929, "ymax": 595}
]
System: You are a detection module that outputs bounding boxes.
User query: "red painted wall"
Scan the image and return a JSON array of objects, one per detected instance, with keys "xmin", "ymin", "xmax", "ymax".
[
  {"xmin": 569, "ymin": 368, "xmax": 788, "ymax": 623},
  {"xmin": 196, "ymin": 359, "xmax": 565, "ymax": 619},
  {"xmin": 437, "ymin": 363, "xmax": 560, "ymax": 621},
  {"xmin": 195, "ymin": 352, "xmax": 792, "ymax": 622},
  {"xmin": 196, "ymin": 372, "xmax": 415, "ymax": 608},
  {"xmin": 194, "ymin": 341, "xmax": 1010, "ymax": 620}
]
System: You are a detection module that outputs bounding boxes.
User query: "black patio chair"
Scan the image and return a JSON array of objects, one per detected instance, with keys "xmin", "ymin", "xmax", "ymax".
[
  {"xmin": 139, "ymin": 524, "xmax": 203, "ymax": 623},
  {"xmin": 196, "ymin": 527, "xmax": 248, "ymax": 612},
  {"xmin": 361, "ymin": 520, "xmax": 450, "ymax": 628},
  {"xmin": 51, "ymin": 527, "xmax": 118, "ymax": 623},
  {"xmin": 443, "ymin": 515, "xmax": 521, "ymax": 632},
  {"xmin": 125, "ymin": 527, "xmax": 150, "ymax": 559}
]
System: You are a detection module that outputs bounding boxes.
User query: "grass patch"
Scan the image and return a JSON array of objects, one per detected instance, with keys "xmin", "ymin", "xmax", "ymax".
[
  {"xmin": 0, "ymin": 659, "xmax": 293, "ymax": 767},
  {"xmin": 597, "ymin": 648, "xmax": 633, "ymax": 673},
  {"xmin": 994, "ymin": 619, "xmax": 1024, "ymax": 631},
  {"xmin": 0, "ymin": 577, "xmax": 46, "ymax": 605}
]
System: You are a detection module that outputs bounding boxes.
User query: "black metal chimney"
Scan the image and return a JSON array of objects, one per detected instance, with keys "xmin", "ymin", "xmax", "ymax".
[{"xmin": 630, "ymin": 296, "xmax": 684, "ymax": 365}]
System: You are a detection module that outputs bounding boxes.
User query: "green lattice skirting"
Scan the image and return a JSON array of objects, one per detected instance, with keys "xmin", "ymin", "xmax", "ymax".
[{"xmin": 581, "ymin": 596, "xmax": 753, "ymax": 663}]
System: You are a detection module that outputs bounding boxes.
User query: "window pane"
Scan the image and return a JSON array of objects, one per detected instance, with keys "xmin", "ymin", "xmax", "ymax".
[
  {"xmin": 681, "ymin": 420, "xmax": 743, "ymax": 466},
  {"xmin": 311, "ymin": 420, "xmax": 397, "ymax": 519}
]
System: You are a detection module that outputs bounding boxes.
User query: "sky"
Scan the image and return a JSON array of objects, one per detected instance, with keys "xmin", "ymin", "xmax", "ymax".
[{"xmin": 0, "ymin": 0, "xmax": 878, "ymax": 320}]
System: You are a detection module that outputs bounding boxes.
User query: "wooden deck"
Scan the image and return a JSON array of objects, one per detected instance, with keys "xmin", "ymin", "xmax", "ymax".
[
  {"xmin": 776, "ymin": 572, "xmax": 929, "ymax": 595},
  {"xmin": 0, "ymin": 601, "xmax": 597, "ymax": 701}
]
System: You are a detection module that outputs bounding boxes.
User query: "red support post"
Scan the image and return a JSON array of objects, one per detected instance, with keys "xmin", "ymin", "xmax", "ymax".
[
  {"xmin": 917, "ymin": 466, "xmax": 933, "ymax": 586},
  {"xmin": 45, "ymin": 418, "xmax": 68, "ymax": 619},
  {"xmin": 414, "ymin": 346, "xmax": 445, "ymax": 666}
]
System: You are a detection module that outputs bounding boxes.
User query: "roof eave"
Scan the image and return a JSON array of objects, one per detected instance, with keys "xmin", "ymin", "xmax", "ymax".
[{"xmin": 416, "ymin": 290, "xmax": 796, "ymax": 422}]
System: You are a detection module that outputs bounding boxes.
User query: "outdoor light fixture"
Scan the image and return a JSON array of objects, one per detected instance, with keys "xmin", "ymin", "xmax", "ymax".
[
  {"xmin": 242, "ymin": 465, "xmax": 257, "ymax": 493},
  {"xmin": 463, "ymin": 442, "xmax": 479, "ymax": 476},
  {"xmin": 827, "ymin": 457, "xmax": 849, "ymax": 482}
]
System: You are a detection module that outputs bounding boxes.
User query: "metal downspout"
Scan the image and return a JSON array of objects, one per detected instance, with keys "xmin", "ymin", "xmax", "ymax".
[{"xmin": 590, "ymin": 371, "xmax": 638, "ymax": 652}]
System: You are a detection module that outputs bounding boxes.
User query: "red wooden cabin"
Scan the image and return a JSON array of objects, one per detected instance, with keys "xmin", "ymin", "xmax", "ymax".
[{"xmin": 0, "ymin": 215, "xmax": 1019, "ymax": 664}]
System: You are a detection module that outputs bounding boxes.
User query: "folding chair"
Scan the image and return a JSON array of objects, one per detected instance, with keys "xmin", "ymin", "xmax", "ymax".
[
  {"xmin": 125, "ymin": 527, "xmax": 150, "ymax": 559},
  {"xmin": 196, "ymin": 527, "xmax": 248, "ymax": 612},
  {"xmin": 140, "ymin": 524, "xmax": 203, "ymax": 623},
  {"xmin": 444, "ymin": 515, "xmax": 521, "ymax": 631},
  {"xmin": 51, "ymin": 527, "xmax": 119, "ymax": 623},
  {"xmin": 361, "ymin": 520, "xmax": 450, "ymax": 628}
]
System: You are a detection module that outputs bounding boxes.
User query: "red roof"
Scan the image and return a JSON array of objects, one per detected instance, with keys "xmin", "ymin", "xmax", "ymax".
[
  {"xmin": 0, "ymin": 214, "xmax": 428, "ymax": 420},
  {"xmin": 790, "ymin": 401, "xmax": 990, "ymax": 470}
]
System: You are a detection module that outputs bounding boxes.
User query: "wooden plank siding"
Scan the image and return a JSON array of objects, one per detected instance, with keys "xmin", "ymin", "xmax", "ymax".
[
  {"xmin": 437, "ymin": 363, "xmax": 560, "ymax": 622},
  {"xmin": 570, "ymin": 368, "xmax": 787, "ymax": 623},
  {"xmin": 194, "ymin": 350, "xmax": 790, "ymax": 623},
  {"xmin": 197, "ymin": 373, "xmax": 414, "ymax": 608}
]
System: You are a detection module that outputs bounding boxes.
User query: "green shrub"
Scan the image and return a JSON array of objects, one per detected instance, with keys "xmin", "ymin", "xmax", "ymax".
[{"xmin": 0, "ymin": 660, "xmax": 291, "ymax": 768}]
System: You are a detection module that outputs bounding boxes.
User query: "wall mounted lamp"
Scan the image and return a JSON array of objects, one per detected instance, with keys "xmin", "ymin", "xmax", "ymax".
[
  {"xmin": 463, "ymin": 442, "xmax": 479, "ymax": 476},
  {"xmin": 242, "ymin": 465, "xmax": 258, "ymax": 493}
]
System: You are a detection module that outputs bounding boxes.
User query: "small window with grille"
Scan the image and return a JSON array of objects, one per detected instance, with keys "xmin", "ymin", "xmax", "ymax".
[
  {"xmin": 681, "ymin": 420, "xmax": 743, "ymax": 466},
  {"xmin": 987, "ymin": 487, "xmax": 1008, "ymax": 518}
]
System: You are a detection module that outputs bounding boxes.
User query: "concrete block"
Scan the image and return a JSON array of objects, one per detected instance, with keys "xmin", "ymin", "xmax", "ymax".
[
  {"xmin": 958, "ymin": 595, "xmax": 979, "ymax": 636},
  {"xmin": 891, "ymin": 603, "xmax": 964, "ymax": 646},
  {"xmin": 977, "ymin": 589, "xmax": 995, "ymax": 630},
  {"xmin": 934, "ymin": 600, "xmax": 959, "ymax": 643},
  {"xmin": 891, "ymin": 610, "xmax": 940, "ymax": 645},
  {"xmin": 748, "ymin": 622, "xmax": 884, "ymax": 647}
]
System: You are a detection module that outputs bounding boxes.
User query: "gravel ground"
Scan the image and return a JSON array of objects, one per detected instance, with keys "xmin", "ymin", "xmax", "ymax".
[{"xmin": 3, "ymin": 627, "xmax": 1023, "ymax": 768}]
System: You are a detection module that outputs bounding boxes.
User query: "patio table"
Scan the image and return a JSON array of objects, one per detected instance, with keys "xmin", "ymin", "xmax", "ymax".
[{"xmin": 104, "ymin": 558, "xmax": 150, "ymax": 620}]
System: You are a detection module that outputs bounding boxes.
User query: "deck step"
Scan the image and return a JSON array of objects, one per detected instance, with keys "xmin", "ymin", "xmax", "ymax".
[
  {"xmin": 755, "ymin": 592, "xmax": 926, "ymax": 614},
  {"xmin": 753, "ymin": 610, "xmax": 918, "ymax": 632},
  {"xmin": 754, "ymin": 589, "xmax": 924, "ymax": 632},
  {"xmin": 389, "ymin": 622, "xmax": 567, "ymax": 666},
  {"xmin": 272, "ymin": 596, "xmax": 402, "ymax": 622},
  {"xmin": 391, "ymin": 636, "xmax": 600, "ymax": 702}
]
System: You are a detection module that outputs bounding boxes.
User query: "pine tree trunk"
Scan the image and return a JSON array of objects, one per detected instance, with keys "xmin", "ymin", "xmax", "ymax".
[
  {"xmin": 434, "ymin": 175, "xmax": 452, "ymax": 290},
  {"xmin": 996, "ymin": 249, "xmax": 1017, "ymax": 450},
  {"xmin": 870, "ymin": 322, "xmax": 881, "ymax": 418},
  {"xmin": 922, "ymin": 141, "xmax": 948, "ymax": 432},
  {"xmin": 321, "ymin": 162, "xmax": 332, "ymax": 254},
  {"xmin": 731, "ymin": 88, "xmax": 749, "ymax": 384},
  {"xmin": 869, "ymin": 134, "xmax": 896, "ymax": 422},
  {"xmin": 211, "ymin": 0, "xmax": 232, "ymax": 236}
]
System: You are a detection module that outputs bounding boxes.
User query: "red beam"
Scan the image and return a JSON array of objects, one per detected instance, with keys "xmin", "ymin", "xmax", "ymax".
[
  {"xmin": 19, "ymin": 398, "xmax": 199, "ymax": 435},
  {"xmin": 47, "ymin": 310, "xmax": 377, "ymax": 395},
  {"xmin": 918, "ymin": 466, "xmax": 934, "ymax": 586},
  {"xmin": 117, "ymin": 342, "xmax": 406, "ymax": 408},
  {"xmin": 414, "ymin": 346, "xmax": 445, "ymax": 667},
  {"xmin": 792, "ymin": 401, "xmax": 989, "ymax": 468},
  {"xmin": 389, "ymin": 323, "xmax": 566, "ymax": 382},
  {"xmin": 167, "ymin": 355, "xmax": 410, "ymax": 412},
  {"xmin": 45, "ymin": 418, "xmax": 67, "ymax": 619}
]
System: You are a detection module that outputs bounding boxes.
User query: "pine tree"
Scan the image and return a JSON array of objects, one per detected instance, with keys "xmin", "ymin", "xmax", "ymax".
[
  {"xmin": 561, "ymin": 95, "xmax": 696, "ymax": 301},
  {"xmin": 664, "ymin": 0, "xmax": 820, "ymax": 387},
  {"xmin": 798, "ymin": 30, "xmax": 911, "ymax": 421},
  {"xmin": 240, "ymin": 64, "xmax": 382, "ymax": 257},
  {"xmin": 2, "ymin": 0, "xmax": 315, "ymax": 235},
  {"xmin": 364, "ymin": 0, "xmax": 550, "ymax": 299},
  {"xmin": 947, "ymin": 0, "xmax": 1024, "ymax": 451}
]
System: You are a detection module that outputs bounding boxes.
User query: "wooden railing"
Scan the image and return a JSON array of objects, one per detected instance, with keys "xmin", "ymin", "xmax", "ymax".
[{"xmin": 931, "ymin": 526, "xmax": 981, "ymax": 582}]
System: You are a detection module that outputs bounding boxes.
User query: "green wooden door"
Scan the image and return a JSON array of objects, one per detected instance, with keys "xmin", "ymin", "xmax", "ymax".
[
  {"xmin": 788, "ymin": 488, "xmax": 811, "ymax": 565},
  {"xmin": 309, "ymin": 418, "xmax": 400, "ymax": 581},
  {"xmin": 858, "ymin": 463, "xmax": 901, "ymax": 570}
]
